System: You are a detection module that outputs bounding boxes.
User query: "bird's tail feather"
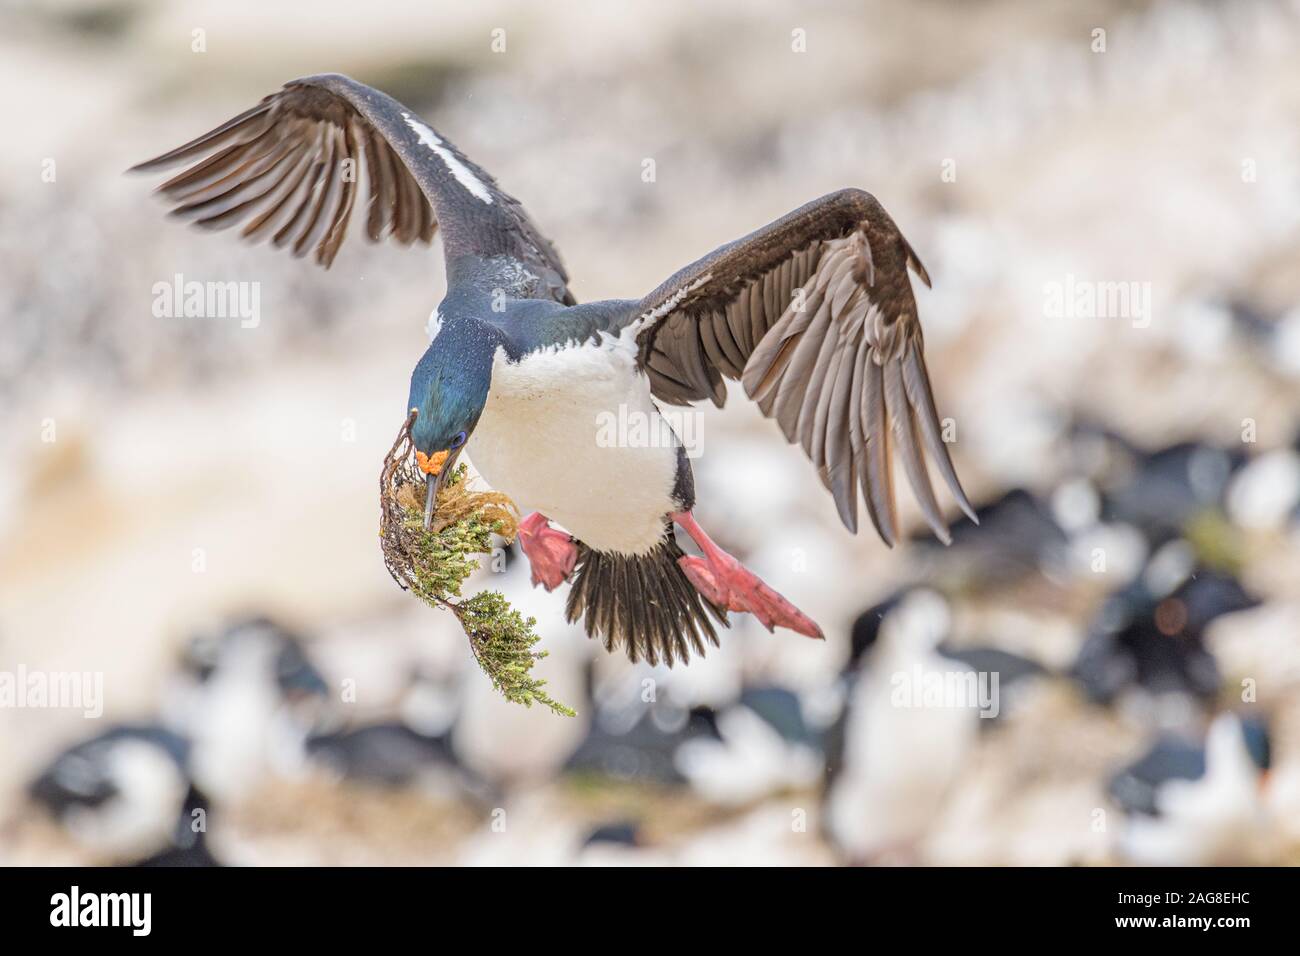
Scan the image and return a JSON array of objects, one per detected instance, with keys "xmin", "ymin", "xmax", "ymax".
[{"xmin": 565, "ymin": 528, "xmax": 727, "ymax": 667}]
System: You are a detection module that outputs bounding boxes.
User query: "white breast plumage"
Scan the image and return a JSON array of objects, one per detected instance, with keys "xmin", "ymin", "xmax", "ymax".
[{"xmin": 468, "ymin": 329, "xmax": 681, "ymax": 555}]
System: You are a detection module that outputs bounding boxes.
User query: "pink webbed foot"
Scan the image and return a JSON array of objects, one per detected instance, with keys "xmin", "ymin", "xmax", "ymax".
[
  {"xmin": 517, "ymin": 512, "xmax": 578, "ymax": 592},
  {"xmin": 671, "ymin": 511, "xmax": 824, "ymax": 640}
]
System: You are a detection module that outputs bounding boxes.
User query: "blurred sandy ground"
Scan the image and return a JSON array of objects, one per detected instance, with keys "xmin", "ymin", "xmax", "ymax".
[{"xmin": 2, "ymin": 0, "xmax": 1300, "ymax": 864}]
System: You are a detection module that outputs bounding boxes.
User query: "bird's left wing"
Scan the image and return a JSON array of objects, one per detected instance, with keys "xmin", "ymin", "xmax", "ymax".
[
  {"xmin": 130, "ymin": 73, "xmax": 572, "ymax": 302},
  {"xmin": 630, "ymin": 188, "xmax": 974, "ymax": 543}
]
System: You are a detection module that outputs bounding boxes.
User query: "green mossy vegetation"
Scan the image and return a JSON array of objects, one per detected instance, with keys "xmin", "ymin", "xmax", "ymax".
[{"xmin": 380, "ymin": 419, "xmax": 574, "ymax": 717}]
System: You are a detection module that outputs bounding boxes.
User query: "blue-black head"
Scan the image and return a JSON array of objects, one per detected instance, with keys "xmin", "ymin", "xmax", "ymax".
[{"xmin": 406, "ymin": 317, "xmax": 501, "ymax": 528}]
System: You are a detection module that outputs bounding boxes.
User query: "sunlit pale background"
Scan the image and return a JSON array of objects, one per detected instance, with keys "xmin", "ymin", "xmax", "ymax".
[{"xmin": 3, "ymin": 0, "xmax": 1300, "ymax": 866}]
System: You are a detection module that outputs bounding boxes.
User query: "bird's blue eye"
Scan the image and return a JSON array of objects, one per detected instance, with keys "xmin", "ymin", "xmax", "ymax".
[{"xmin": 450, "ymin": 431, "xmax": 467, "ymax": 449}]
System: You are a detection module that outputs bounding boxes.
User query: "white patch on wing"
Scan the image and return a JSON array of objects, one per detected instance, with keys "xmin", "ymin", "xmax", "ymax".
[
  {"xmin": 401, "ymin": 112, "xmax": 494, "ymax": 205},
  {"xmin": 469, "ymin": 334, "xmax": 680, "ymax": 555},
  {"xmin": 425, "ymin": 306, "xmax": 444, "ymax": 341},
  {"xmin": 634, "ymin": 273, "xmax": 712, "ymax": 333}
]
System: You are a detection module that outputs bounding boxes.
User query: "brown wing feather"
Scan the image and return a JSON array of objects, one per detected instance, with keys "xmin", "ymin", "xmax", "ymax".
[
  {"xmin": 131, "ymin": 73, "xmax": 573, "ymax": 301},
  {"xmin": 132, "ymin": 82, "xmax": 435, "ymax": 269},
  {"xmin": 632, "ymin": 189, "xmax": 975, "ymax": 543}
]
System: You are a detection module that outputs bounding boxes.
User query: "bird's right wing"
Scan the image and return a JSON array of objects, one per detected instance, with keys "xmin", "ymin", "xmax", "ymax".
[
  {"xmin": 629, "ymin": 189, "xmax": 974, "ymax": 544},
  {"xmin": 130, "ymin": 73, "xmax": 573, "ymax": 302}
]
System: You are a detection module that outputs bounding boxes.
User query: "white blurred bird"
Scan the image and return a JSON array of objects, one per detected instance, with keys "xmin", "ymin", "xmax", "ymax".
[
  {"xmin": 161, "ymin": 618, "xmax": 329, "ymax": 802},
  {"xmin": 826, "ymin": 590, "xmax": 979, "ymax": 862},
  {"xmin": 675, "ymin": 693, "xmax": 821, "ymax": 805},
  {"xmin": 1116, "ymin": 713, "xmax": 1273, "ymax": 865},
  {"xmin": 27, "ymin": 726, "xmax": 213, "ymax": 865}
]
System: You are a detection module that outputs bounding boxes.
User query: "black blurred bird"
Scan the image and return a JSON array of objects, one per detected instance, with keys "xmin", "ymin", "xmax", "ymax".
[
  {"xmin": 306, "ymin": 724, "xmax": 457, "ymax": 788},
  {"xmin": 164, "ymin": 616, "xmax": 335, "ymax": 803},
  {"xmin": 1227, "ymin": 296, "xmax": 1300, "ymax": 377},
  {"xmin": 581, "ymin": 820, "xmax": 643, "ymax": 850},
  {"xmin": 1109, "ymin": 714, "xmax": 1271, "ymax": 816},
  {"xmin": 178, "ymin": 616, "xmax": 329, "ymax": 703},
  {"xmin": 1109, "ymin": 713, "xmax": 1273, "ymax": 865},
  {"xmin": 672, "ymin": 686, "xmax": 824, "ymax": 804},
  {"xmin": 1096, "ymin": 440, "xmax": 1242, "ymax": 545},
  {"xmin": 909, "ymin": 488, "xmax": 1071, "ymax": 589},
  {"xmin": 935, "ymin": 644, "xmax": 1048, "ymax": 730},
  {"xmin": 565, "ymin": 702, "xmax": 722, "ymax": 784},
  {"xmin": 1073, "ymin": 560, "xmax": 1258, "ymax": 705},
  {"xmin": 29, "ymin": 725, "xmax": 218, "ymax": 866}
]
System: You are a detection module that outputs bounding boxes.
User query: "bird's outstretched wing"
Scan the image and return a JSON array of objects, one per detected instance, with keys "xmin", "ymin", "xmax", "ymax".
[
  {"xmin": 130, "ymin": 73, "xmax": 573, "ymax": 302},
  {"xmin": 631, "ymin": 188, "xmax": 974, "ymax": 544}
]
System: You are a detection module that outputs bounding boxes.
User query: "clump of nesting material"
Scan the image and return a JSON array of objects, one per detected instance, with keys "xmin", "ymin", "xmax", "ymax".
[{"xmin": 380, "ymin": 413, "xmax": 574, "ymax": 717}]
